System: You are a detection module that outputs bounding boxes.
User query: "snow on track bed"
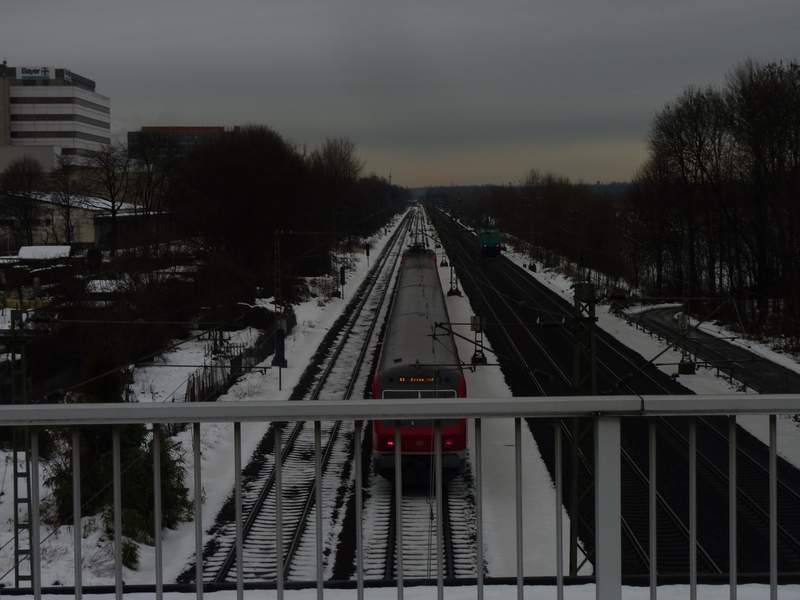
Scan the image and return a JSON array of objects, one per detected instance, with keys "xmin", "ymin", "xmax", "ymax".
[{"xmin": 361, "ymin": 474, "xmax": 477, "ymax": 580}]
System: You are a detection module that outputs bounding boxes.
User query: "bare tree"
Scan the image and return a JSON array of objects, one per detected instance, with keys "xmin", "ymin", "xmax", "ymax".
[
  {"xmin": 309, "ymin": 137, "xmax": 365, "ymax": 182},
  {"xmin": 309, "ymin": 137, "xmax": 366, "ymax": 239},
  {"xmin": 647, "ymin": 85, "xmax": 733, "ymax": 297},
  {"xmin": 132, "ymin": 131, "xmax": 186, "ymax": 249},
  {"xmin": 0, "ymin": 155, "xmax": 46, "ymax": 246},
  {"xmin": 724, "ymin": 60, "xmax": 800, "ymax": 326},
  {"xmin": 48, "ymin": 153, "xmax": 87, "ymax": 244},
  {"xmin": 84, "ymin": 142, "xmax": 129, "ymax": 252}
]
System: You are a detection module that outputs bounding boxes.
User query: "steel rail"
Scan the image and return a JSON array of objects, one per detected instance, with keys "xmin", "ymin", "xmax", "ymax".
[
  {"xmin": 281, "ymin": 219, "xmax": 411, "ymax": 579},
  {"xmin": 660, "ymin": 417, "xmax": 800, "ymax": 559},
  {"xmin": 429, "ymin": 207, "xmax": 725, "ymax": 576},
  {"xmin": 383, "ymin": 482, "xmax": 456, "ymax": 581},
  {"xmin": 212, "ymin": 215, "xmax": 413, "ymax": 583},
  {"xmin": 433, "ymin": 218, "xmax": 553, "ymax": 395},
  {"xmin": 309, "ymin": 215, "xmax": 412, "ymax": 399}
]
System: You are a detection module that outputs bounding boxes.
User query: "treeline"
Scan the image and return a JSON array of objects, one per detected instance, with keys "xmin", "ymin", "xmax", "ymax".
[
  {"xmin": 2, "ymin": 125, "xmax": 409, "ymax": 297},
  {"xmin": 443, "ymin": 60, "xmax": 800, "ymax": 345},
  {"xmin": 429, "ymin": 177, "xmax": 626, "ymax": 285},
  {"xmin": 627, "ymin": 59, "xmax": 800, "ymax": 339},
  {"xmin": 174, "ymin": 126, "xmax": 409, "ymax": 290}
]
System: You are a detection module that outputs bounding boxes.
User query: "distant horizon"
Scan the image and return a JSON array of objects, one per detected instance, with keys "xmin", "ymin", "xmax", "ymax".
[
  {"xmin": 405, "ymin": 181, "xmax": 632, "ymax": 191},
  {"xmin": 114, "ymin": 123, "xmax": 643, "ymax": 188}
]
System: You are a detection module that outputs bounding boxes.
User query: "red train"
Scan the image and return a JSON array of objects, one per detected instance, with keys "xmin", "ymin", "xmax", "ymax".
[{"xmin": 372, "ymin": 244, "xmax": 467, "ymax": 483}]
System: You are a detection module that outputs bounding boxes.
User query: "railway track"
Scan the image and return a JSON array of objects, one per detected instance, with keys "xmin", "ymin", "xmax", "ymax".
[
  {"xmin": 656, "ymin": 416, "xmax": 800, "ymax": 573},
  {"xmin": 427, "ymin": 207, "xmax": 800, "ymax": 577},
  {"xmin": 494, "ymin": 229, "xmax": 800, "ymax": 573},
  {"xmin": 359, "ymin": 470, "xmax": 476, "ymax": 580},
  {"xmin": 340, "ymin": 210, "xmax": 480, "ymax": 584},
  {"xmin": 633, "ymin": 306, "xmax": 800, "ymax": 394},
  {"xmin": 191, "ymin": 209, "xmax": 483, "ymax": 586},
  {"xmin": 185, "ymin": 214, "xmax": 413, "ymax": 584}
]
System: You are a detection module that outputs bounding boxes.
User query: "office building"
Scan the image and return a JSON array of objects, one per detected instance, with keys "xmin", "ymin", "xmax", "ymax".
[{"xmin": 0, "ymin": 62, "xmax": 111, "ymax": 171}]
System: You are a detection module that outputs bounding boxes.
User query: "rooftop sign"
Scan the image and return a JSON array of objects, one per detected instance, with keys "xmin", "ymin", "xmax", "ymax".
[{"xmin": 19, "ymin": 66, "xmax": 55, "ymax": 80}]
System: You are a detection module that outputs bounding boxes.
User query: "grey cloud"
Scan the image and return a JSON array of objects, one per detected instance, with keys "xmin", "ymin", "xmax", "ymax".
[{"xmin": 3, "ymin": 0, "xmax": 800, "ymax": 185}]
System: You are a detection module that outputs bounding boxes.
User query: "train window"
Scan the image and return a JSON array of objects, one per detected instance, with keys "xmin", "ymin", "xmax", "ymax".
[
  {"xmin": 383, "ymin": 391, "xmax": 457, "ymax": 399},
  {"xmin": 380, "ymin": 419, "xmax": 461, "ymax": 427}
]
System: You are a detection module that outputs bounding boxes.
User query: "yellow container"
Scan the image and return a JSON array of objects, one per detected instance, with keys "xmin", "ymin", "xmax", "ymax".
[{"xmin": 4, "ymin": 298, "xmax": 51, "ymax": 311}]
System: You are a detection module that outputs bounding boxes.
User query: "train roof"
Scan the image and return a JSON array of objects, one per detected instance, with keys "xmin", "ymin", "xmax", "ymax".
[{"xmin": 379, "ymin": 250, "xmax": 461, "ymax": 372}]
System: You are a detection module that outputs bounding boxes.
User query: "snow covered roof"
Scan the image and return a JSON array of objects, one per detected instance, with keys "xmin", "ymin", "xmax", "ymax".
[
  {"xmin": 18, "ymin": 246, "xmax": 71, "ymax": 260},
  {"xmin": 29, "ymin": 192, "xmax": 140, "ymax": 214},
  {"xmin": 77, "ymin": 195, "xmax": 139, "ymax": 213}
]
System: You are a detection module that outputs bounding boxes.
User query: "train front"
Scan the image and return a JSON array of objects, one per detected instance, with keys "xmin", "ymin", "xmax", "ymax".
[
  {"xmin": 479, "ymin": 229, "xmax": 502, "ymax": 257},
  {"xmin": 371, "ymin": 247, "xmax": 468, "ymax": 484}
]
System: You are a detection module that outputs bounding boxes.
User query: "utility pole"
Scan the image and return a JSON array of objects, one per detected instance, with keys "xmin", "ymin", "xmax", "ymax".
[
  {"xmin": 569, "ymin": 282, "xmax": 598, "ymax": 576},
  {"xmin": 470, "ymin": 313, "xmax": 488, "ymax": 365},
  {"xmin": 440, "ymin": 216, "xmax": 461, "ymax": 297},
  {"xmin": 679, "ymin": 256, "xmax": 695, "ymax": 374},
  {"xmin": 571, "ymin": 282, "xmax": 597, "ymax": 394},
  {"xmin": 272, "ymin": 230, "xmax": 287, "ymax": 369}
]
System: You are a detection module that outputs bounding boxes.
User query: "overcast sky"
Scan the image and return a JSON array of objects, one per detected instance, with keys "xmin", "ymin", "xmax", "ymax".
[{"xmin": 3, "ymin": 0, "xmax": 798, "ymax": 187}]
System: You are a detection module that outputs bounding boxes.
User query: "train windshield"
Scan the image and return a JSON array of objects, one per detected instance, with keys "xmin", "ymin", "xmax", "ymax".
[{"xmin": 382, "ymin": 390, "xmax": 458, "ymax": 399}]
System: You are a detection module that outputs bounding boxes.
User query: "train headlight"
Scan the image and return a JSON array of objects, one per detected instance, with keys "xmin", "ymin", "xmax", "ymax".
[{"xmin": 444, "ymin": 439, "xmax": 453, "ymax": 448}]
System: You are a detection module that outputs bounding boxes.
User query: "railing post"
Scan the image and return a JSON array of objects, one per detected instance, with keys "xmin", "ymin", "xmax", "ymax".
[
  {"xmin": 355, "ymin": 421, "xmax": 364, "ymax": 600},
  {"xmin": 595, "ymin": 416, "xmax": 621, "ymax": 600},
  {"xmin": 315, "ymin": 421, "xmax": 323, "ymax": 600},
  {"xmin": 112, "ymin": 426, "xmax": 123, "ymax": 600},
  {"xmin": 193, "ymin": 422, "xmax": 203, "ymax": 600},
  {"xmin": 649, "ymin": 419, "xmax": 657, "ymax": 600},
  {"xmin": 515, "ymin": 418, "xmax": 524, "ymax": 600},
  {"xmin": 153, "ymin": 424, "xmax": 164, "ymax": 600},
  {"xmin": 234, "ymin": 422, "xmax": 243, "ymax": 600},
  {"xmin": 72, "ymin": 428, "xmax": 82, "ymax": 599},
  {"xmin": 29, "ymin": 428, "xmax": 41, "ymax": 600},
  {"xmin": 475, "ymin": 419, "xmax": 484, "ymax": 600},
  {"xmin": 770, "ymin": 414, "xmax": 777, "ymax": 600},
  {"xmin": 394, "ymin": 424, "xmax": 404, "ymax": 600}
]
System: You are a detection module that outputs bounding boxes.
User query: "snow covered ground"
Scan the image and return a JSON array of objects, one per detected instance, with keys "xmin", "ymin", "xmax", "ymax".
[{"xmin": 2, "ymin": 211, "xmax": 800, "ymax": 598}]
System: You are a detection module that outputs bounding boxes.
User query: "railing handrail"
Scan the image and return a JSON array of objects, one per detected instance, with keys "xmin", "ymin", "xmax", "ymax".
[
  {"xmin": 2, "ymin": 394, "xmax": 797, "ymax": 598},
  {"xmin": 1, "ymin": 393, "xmax": 798, "ymax": 426}
]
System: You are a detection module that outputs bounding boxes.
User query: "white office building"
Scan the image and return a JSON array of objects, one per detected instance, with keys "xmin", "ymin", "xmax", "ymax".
[{"xmin": 0, "ymin": 63, "xmax": 111, "ymax": 171}]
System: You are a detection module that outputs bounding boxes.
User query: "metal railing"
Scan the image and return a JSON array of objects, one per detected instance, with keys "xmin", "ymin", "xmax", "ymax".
[{"xmin": 1, "ymin": 393, "xmax": 799, "ymax": 600}]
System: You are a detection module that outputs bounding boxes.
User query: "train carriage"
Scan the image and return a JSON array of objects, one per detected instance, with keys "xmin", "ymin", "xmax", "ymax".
[{"xmin": 372, "ymin": 244, "xmax": 467, "ymax": 483}]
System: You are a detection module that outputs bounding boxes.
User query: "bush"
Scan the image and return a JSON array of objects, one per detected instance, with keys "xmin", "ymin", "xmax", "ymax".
[{"xmin": 43, "ymin": 424, "xmax": 193, "ymax": 570}]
